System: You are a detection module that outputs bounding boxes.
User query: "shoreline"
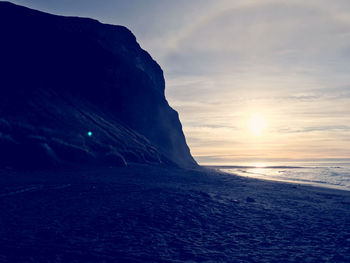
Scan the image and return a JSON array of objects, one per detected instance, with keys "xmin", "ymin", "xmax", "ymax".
[
  {"xmin": 203, "ymin": 166, "xmax": 350, "ymax": 199},
  {"xmin": 205, "ymin": 164, "xmax": 350, "ymax": 192},
  {"xmin": 218, "ymin": 168, "xmax": 350, "ymax": 192}
]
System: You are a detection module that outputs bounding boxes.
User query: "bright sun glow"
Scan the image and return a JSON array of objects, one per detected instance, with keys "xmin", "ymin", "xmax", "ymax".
[{"xmin": 248, "ymin": 114, "xmax": 267, "ymax": 136}]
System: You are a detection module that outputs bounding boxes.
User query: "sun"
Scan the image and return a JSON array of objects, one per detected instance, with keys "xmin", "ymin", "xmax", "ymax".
[{"xmin": 248, "ymin": 113, "xmax": 267, "ymax": 136}]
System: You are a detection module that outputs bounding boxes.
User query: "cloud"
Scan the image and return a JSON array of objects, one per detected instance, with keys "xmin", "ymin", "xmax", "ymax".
[{"xmin": 277, "ymin": 126, "xmax": 350, "ymax": 134}]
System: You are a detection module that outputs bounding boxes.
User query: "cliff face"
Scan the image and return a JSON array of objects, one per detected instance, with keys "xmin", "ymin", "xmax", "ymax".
[{"xmin": 0, "ymin": 1, "xmax": 197, "ymax": 168}]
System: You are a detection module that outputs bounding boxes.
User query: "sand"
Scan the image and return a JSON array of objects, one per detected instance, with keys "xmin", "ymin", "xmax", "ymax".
[{"xmin": 0, "ymin": 165, "xmax": 349, "ymax": 262}]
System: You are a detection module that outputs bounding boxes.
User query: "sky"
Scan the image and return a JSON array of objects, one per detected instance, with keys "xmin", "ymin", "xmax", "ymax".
[{"xmin": 10, "ymin": 0, "xmax": 350, "ymax": 164}]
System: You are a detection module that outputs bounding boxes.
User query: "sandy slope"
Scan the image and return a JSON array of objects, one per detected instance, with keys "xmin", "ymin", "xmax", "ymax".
[
  {"xmin": 0, "ymin": 1, "xmax": 197, "ymax": 169},
  {"xmin": 0, "ymin": 165, "xmax": 349, "ymax": 262}
]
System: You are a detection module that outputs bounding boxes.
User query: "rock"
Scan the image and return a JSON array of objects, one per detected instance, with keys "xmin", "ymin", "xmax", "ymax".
[{"xmin": 0, "ymin": 2, "xmax": 197, "ymax": 169}]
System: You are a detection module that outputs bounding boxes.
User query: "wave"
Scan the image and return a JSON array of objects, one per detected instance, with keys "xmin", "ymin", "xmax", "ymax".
[
  {"xmin": 216, "ymin": 164, "xmax": 350, "ymax": 191},
  {"xmin": 206, "ymin": 165, "xmax": 305, "ymax": 169}
]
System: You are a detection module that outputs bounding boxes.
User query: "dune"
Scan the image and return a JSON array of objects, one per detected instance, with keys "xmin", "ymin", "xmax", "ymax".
[{"xmin": 0, "ymin": 1, "xmax": 196, "ymax": 169}]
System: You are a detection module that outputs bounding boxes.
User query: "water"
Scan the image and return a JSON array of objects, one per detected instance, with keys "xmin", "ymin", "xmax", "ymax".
[{"xmin": 214, "ymin": 161, "xmax": 350, "ymax": 191}]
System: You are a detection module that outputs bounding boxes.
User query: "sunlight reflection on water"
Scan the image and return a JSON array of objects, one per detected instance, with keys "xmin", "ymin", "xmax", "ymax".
[{"xmin": 220, "ymin": 162, "xmax": 350, "ymax": 191}]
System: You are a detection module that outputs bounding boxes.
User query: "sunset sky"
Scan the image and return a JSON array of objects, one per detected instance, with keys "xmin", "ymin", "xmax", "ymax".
[{"xmin": 11, "ymin": 0, "xmax": 350, "ymax": 164}]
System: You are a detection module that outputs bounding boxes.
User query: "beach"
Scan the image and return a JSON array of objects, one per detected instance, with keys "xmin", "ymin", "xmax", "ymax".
[
  {"xmin": 0, "ymin": 165, "xmax": 350, "ymax": 262},
  {"xmin": 212, "ymin": 161, "xmax": 350, "ymax": 191}
]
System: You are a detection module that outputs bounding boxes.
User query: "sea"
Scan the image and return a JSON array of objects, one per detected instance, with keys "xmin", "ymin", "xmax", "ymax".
[{"xmin": 210, "ymin": 161, "xmax": 350, "ymax": 191}]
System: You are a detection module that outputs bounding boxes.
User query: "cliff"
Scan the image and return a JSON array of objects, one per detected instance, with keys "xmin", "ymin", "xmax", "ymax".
[{"xmin": 0, "ymin": 1, "xmax": 197, "ymax": 168}]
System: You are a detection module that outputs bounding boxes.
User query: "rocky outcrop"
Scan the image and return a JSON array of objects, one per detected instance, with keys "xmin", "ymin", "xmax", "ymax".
[{"xmin": 0, "ymin": 1, "xmax": 197, "ymax": 168}]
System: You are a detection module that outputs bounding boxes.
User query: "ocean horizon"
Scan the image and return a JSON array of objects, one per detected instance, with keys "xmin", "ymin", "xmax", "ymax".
[{"xmin": 206, "ymin": 160, "xmax": 350, "ymax": 191}]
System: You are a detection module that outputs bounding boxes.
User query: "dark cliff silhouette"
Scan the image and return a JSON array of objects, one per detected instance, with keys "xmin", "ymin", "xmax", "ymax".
[{"xmin": 0, "ymin": 1, "xmax": 197, "ymax": 168}]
